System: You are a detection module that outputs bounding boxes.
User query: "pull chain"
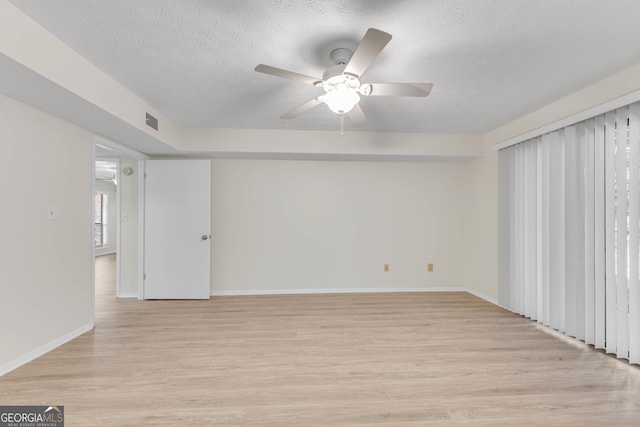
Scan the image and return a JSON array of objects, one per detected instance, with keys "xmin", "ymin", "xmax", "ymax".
[{"xmin": 340, "ymin": 114, "xmax": 344, "ymax": 139}]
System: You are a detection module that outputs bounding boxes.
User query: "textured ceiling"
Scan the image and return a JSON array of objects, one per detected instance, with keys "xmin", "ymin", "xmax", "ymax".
[{"xmin": 9, "ymin": 0, "xmax": 640, "ymax": 133}]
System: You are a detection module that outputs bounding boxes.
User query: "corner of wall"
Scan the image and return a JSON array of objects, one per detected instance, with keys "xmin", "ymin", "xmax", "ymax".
[
  {"xmin": 0, "ymin": 323, "xmax": 94, "ymax": 377},
  {"xmin": 461, "ymin": 137, "xmax": 499, "ymax": 301}
]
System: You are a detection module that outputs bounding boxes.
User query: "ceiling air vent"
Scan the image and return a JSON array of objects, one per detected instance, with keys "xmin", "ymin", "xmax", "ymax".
[{"xmin": 145, "ymin": 112, "xmax": 158, "ymax": 131}]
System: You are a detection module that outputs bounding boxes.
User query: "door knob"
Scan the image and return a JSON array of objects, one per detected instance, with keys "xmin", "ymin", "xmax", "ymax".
[{"xmin": 201, "ymin": 235, "xmax": 209, "ymax": 240}]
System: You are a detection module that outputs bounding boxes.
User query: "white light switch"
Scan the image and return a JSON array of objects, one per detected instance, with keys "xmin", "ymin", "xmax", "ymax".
[{"xmin": 47, "ymin": 207, "xmax": 57, "ymax": 221}]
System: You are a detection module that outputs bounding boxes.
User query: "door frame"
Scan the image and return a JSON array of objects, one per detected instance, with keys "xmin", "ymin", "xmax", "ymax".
[{"xmin": 92, "ymin": 135, "xmax": 148, "ymax": 313}]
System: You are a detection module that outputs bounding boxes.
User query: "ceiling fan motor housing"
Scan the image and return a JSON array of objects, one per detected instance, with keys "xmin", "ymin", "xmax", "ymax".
[
  {"xmin": 330, "ymin": 48, "xmax": 353, "ymax": 65},
  {"xmin": 323, "ymin": 65, "xmax": 360, "ymax": 89}
]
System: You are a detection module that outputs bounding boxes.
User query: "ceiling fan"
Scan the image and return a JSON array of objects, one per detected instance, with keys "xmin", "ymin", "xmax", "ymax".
[{"xmin": 255, "ymin": 28, "xmax": 433, "ymax": 128}]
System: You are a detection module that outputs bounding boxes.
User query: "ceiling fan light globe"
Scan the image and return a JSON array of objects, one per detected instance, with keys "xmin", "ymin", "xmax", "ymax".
[{"xmin": 322, "ymin": 87, "xmax": 360, "ymax": 114}]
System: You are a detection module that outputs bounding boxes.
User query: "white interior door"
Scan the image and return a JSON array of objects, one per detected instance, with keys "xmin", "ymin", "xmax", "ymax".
[{"xmin": 144, "ymin": 159, "xmax": 211, "ymax": 299}]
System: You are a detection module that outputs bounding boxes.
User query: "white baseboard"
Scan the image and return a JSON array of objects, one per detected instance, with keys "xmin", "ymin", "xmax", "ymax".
[
  {"xmin": 117, "ymin": 292, "xmax": 138, "ymax": 298},
  {"xmin": 94, "ymin": 250, "xmax": 116, "ymax": 257},
  {"xmin": 212, "ymin": 286, "xmax": 468, "ymax": 296},
  {"xmin": 211, "ymin": 287, "xmax": 501, "ymax": 308},
  {"xmin": 465, "ymin": 288, "xmax": 499, "ymax": 305},
  {"xmin": 0, "ymin": 322, "xmax": 94, "ymax": 377}
]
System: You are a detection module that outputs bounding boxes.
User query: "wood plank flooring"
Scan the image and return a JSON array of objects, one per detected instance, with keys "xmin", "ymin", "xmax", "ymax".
[{"xmin": 1, "ymin": 254, "xmax": 640, "ymax": 425}]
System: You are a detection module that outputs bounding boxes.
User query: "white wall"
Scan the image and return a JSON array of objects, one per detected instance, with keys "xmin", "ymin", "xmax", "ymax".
[
  {"xmin": 0, "ymin": 94, "xmax": 93, "ymax": 374},
  {"xmin": 94, "ymin": 179, "xmax": 117, "ymax": 256},
  {"xmin": 211, "ymin": 159, "xmax": 467, "ymax": 294},
  {"xmin": 118, "ymin": 156, "xmax": 139, "ymax": 297},
  {"xmin": 462, "ymin": 139, "xmax": 499, "ymax": 302}
]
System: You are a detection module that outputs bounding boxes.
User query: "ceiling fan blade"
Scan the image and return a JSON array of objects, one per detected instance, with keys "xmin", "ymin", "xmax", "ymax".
[
  {"xmin": 347, "ymin": 104, "xmax": 367, "ymax": 127},
  {"xmin": 281, "ymin": 97, "xmax": 323, "ymax": 119},
  {"xmin": 366, "ymin": 83, "xmax": 433, "ymax": 97},
  {"xmin": 255, "ymin": 64, "xmax": 321, "ymax": 86},
  {"xmin": 343, "ymin": 28, "xmax": 392, "ymax": 77}
]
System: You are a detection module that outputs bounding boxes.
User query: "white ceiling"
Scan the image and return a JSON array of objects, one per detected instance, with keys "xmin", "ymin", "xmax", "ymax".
[
  {"xmin": 95, "ymin": 158, "xmax": 117, "ymax": 181},
  {"xmin": 9, "ymin": 0, "xmax": 640, "ymax": 134}
]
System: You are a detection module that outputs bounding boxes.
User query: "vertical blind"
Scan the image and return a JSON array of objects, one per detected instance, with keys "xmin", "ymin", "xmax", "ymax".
[{"xmin": 499, "ymin": 101, "xmax": 640, "ymax": 364}]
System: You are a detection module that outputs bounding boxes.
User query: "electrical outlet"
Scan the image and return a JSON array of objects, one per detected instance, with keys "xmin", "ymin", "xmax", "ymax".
[
  {"xmin": 428, "ymin": 263, "xmax": 434, "ymax": 272},
  {"xmin": 384, "ymin": 264, "xmax": 389, "ymax": 272}
]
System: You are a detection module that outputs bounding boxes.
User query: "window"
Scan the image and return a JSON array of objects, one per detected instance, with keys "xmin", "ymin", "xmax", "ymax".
[
  {"xmin": 498, "ymin": 101, "xmax": 640, "ymax": 365},
  {"xmin": 94, "ymin": 191, "xmax": 108, "ymax": 248}
]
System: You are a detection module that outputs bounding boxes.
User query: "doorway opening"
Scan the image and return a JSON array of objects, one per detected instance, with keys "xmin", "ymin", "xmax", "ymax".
[
  {"xmin": 92, "ymin": 136, "xmax": 146, "ymax": 323},
  {"xmin": 94, "ymin": 156, "xmax": 119, "ymax": 306}
]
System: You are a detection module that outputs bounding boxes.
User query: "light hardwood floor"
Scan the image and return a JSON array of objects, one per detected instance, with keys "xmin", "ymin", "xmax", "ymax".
[{"xmin": 1, "ymin": 255, "xmax": 640, "ymax": 426}]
